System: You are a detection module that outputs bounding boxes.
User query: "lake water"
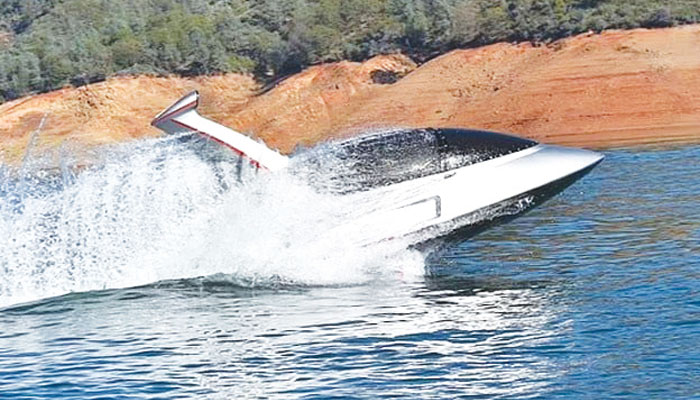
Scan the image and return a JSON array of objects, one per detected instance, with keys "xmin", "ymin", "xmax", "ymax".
[{"xmin": 0, "ymin": 141, "xmax": 698, "ymax": 399}]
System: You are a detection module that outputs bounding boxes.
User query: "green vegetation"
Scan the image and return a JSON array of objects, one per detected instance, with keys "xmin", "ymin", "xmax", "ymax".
[{"xmin": 1, "ymin": 0, "xmax": 698, "ymax": 102}]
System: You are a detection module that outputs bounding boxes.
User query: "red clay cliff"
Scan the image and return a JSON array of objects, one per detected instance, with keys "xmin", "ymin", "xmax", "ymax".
[{"xmin": 2, "ymin": 25, "xmax": 699, "ymax": 165}]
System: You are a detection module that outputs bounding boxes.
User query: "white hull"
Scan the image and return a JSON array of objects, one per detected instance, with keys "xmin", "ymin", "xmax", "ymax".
[
  {"xmin": 332, "ymin": 144, "xmax": 603, "ymax": 245},
  {"xmin": 153, "ymin": 92, "xmax": 603, "ymax": 245}
]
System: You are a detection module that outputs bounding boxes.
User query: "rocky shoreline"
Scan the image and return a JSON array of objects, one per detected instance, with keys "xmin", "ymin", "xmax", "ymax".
[{"xmin": 2, "ymin": 25, "xmax": 699, "ymax": 166}]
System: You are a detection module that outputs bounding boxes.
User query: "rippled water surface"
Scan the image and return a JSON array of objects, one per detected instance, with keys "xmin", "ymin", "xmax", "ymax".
[{"xmin": 1, "ymin": 143, "xmax": 698, "ymax": 399}]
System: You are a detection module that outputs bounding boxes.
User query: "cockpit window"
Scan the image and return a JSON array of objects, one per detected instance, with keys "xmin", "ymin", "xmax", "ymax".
[
  {"xmin": 434, "ymin": 128, "xmax": 538, "ymax": 169},
  {"xmin": 293, "ymin": 128, "xmax": 537, "ymax": 192},
  {"xmin": 335, "ymin": 129, "xmax": 440, "ymax": 187}
]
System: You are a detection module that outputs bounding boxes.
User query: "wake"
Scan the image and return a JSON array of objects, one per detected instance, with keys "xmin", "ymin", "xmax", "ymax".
[{"xmin": 0, "ymin": 136, "xmax": 425, "ymax": 308}]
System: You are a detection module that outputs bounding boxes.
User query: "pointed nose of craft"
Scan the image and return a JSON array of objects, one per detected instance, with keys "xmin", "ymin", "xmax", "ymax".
[{"xmin": 537, "ymin": 144, "xmax": 604, "ymax": 174}]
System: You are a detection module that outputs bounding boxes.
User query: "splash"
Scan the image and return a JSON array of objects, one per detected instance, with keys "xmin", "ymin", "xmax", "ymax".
[
  {"xmin": 0, "ymin": 136, "xmax": 429, "ymax": 307},
  {"xmin": 0, "ymin": 131, "xmax": 536, "ymax": 308}
]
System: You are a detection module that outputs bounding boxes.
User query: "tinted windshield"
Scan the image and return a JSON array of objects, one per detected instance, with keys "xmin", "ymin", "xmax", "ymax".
[
  {"xmin": 293, "ymin": 128, "xmax": 537, "ymax": 192},
  {"xmin": 434, "ymin": 128, "xmax": 538, "ymax": 170}
]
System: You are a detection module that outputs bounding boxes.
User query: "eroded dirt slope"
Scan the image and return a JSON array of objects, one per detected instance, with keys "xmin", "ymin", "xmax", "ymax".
[
  {"xmin": 2, "ymin": 25, "xmax": 699, "ymax": 165},
  {"xmin": 230, "ymin": 25, "xmax": 700, "ymax": 152},
  {"xmin": 0, "ymin": 75, "xmax": 258, "ymax": 164}
]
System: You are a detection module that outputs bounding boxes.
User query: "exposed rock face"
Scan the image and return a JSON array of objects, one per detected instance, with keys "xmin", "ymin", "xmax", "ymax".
[
  {"xmin": 230, "ymin": 26, "xmax": 700, "ymax": 152},
  {"xmin": 0, "ymin": 75, "xmax": 258, "ymax": 163},
  {"xmin": 2, "ymin": 25, "xmax": 699, "ymax": 165},
  {"xmin": 224, "ymin": 54, "xmax": 418, "ymax": 152}
]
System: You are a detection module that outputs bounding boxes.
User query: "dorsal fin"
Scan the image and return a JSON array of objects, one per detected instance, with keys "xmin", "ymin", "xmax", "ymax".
[{"xmin": 152, "ymin": 91, "xmax": 288, "ymax": 171}]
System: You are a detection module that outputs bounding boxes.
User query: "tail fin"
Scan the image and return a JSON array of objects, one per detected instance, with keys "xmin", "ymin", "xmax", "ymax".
[{"xmin": 151, "ymin": 91, "xmax": 288, "ymax": 171}]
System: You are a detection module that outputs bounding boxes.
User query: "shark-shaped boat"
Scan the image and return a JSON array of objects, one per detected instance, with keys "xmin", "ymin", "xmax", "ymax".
[{"xmin": 152, "ymin": 91, "xmax": 603, "ymax": 244}]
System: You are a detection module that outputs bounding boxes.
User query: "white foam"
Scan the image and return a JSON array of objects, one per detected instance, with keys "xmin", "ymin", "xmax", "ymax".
[{"xmin": 0, "ymin": 137, "xmax": 426, "ymax": 307}]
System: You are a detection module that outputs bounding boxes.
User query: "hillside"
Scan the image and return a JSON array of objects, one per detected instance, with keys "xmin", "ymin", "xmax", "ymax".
[
  {"xmin": 1, "ymin": 25, "xmax": 700, "ymax": 165},
  {"xmin": 2, "ymin": 0, "xmax": 698, "ymax": 102},
  {"xmin": 226, "ymin": 25, "xmax": 700, "ymax": 152}
]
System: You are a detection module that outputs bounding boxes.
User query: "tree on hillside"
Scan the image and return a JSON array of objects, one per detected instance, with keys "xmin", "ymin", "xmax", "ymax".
[{"xmin": 1, "ymin": 0, "xmax": 699, "ymax": 102}]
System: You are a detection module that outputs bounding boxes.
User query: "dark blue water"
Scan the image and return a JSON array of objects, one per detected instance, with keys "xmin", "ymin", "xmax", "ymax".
[{"xmin": 1, "ymin": 145, "xmax": 699, "ymax": 399}]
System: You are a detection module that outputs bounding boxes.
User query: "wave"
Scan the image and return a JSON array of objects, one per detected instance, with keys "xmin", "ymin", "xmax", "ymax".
[{"xmin": 0, "ymin": 135, "xmax": 427, "ymax": 307}]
